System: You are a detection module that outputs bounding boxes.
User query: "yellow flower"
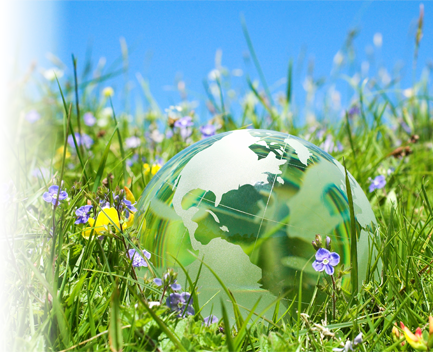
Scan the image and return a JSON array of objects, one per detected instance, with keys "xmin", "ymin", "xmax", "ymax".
[
  {"xmin": 143, "ymin": 163, "xmax": 161, "ymax": 176},
  {"xmin": 102, "ymin": 86, "xmax": 114, "ymax": 97},
  {"xmin": 124, "ymin": 212, "xmax": 134, "ymax": 229},
  {"xmin": 400, "ymin": 322, "xmax": 427, "ymax": 351},
  {"xmin": 151, "ymin": 164, "xmax": 161, "ymax": 175},
  {"xmin": 82, "ymin": 207, "xmax": 120, "ymax": 239},
  {"xmin": 56, "ymin": 146, "xmax": 71, "ymax": 159},
  {"xmin": 143, "ymin": 163, "xmax": 151, "ymax": 175},
  {"xmin": 124, "ymin": 186, "xmax": 136, "ymax": 203}
]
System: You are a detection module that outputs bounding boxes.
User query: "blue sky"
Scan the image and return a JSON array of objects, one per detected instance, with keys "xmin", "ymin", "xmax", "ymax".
[{"xmin": 17, "ymin": 1, "xmax": 433, "ymax": 123}]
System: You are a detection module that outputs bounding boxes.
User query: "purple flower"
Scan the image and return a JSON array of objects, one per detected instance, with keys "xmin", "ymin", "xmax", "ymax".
[
  {"xmin": 348, "ymin": 106, "xmax": 360, "ymax": 118},
  {"xmin": 203, "ymin": 315, "xmax": 218, "ymax": 326},
  {"xmin": 166, "ymin": 292, "xmax": 195, "ymax": 317},
  {"xmin": 25, "ymin": 110, "xmax": 41, "ymax": 123},
  {"xmin": 68, "ymin": 133, "xmax": 94, "ymax": 149},
  {"xmin": 166, "ymin": 129, "xmax": 174, "ymax": 139},
  {"xmin": 174, "ymin": 116, "xmax": 193, "ymax": 140},
  {"xmin": 122, "ymin": 199, "xmax": 137, "ymax": 218},
  {"xmin": 83, "ymin": 112, "xmax": 96, "ymax": 126},
  {"xmin": 312, "ymin": 248, "xmax": 340, "ymax": 275},
  {"xmin": 126, "ymin": 154, "xmax": 139, "ymax": 167},
  {"xmin": 31, "ymin": 167, "xmax": 50, "ymax": 179},
  {"xmin": 128, "ymin": 249, "xmax": 151, "ymax": 267},
  {"xmin": 200, "ymin": 124, "xmax": 217, "ymax": 138},
  {"xmin": 369, "ymin": 175, "xmax": 386, "ymax": 193},
  {"xmin": 75, "ymin": 205, "xmax": 93, "ymax": 224},
  {"xmin": 42, "ymin": 185, "xmax": 68, "ymax": 206},
  {"xmin": 125, "ymin": 136, "xmax": 141, "ymax": 149},
  {"xmin": 153, "ymin": 273, "xmax": 181, "ymax": 291}
]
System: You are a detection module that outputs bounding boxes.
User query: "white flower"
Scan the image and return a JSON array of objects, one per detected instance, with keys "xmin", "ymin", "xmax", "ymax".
[
  {"xmin": 373, "ymin": 33, "xmax": 383, "ymax": 48},
  {"xmin": 125, "ymin": 136, "xmax": 141, "ymax": 149},
  {"xmin": 208, "ymin": 69, "xmax": 221, "ymax": 81},
  {"xmin": 98, "ymin": 107, "xmax": 113, "ymax": 127},
  {"xmin": 43, "ymin": 68, "xmax": 64, "ymax": 81},
  {"xmin": 150, "ymin": 129, "xmax": 164, "ymax": 143},
  {"xmin": 102, "ymin": 87, "xmax": 114, "ymax": 97}
]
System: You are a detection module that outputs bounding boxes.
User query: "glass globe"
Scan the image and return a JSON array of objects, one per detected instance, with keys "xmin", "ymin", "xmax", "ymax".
[{"xmin": 135, "ymin": 129, "xmax": 376, "ymax": 319}]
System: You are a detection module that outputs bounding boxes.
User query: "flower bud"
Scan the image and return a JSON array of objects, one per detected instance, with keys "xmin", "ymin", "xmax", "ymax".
[
  {"xmin": 326, "ymin": 236, "xmax": 331, "ymax": 250},
  {"xmin": 312, "ymin": 241, "xmax": 320, "ymax": 251},
  {"xmin": 315, "ymin": 234, "xmax": 323, "ymax": 248}
]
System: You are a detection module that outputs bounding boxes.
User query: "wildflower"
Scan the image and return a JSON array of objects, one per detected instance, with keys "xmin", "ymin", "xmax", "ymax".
[
  {"xmin": 127, "ymin": 248, "xmax": 151, "ymax": 267},
  {"xmin": 208, "ymin": 69, "xmax": 221, "ymax": 81},
  {"xmin": 25, "ymin": 110, "xmax": 41, "ymax": 123},
  {"xmin": 56, "ymin": 146, "xmax": 71, "ymax": 159},
  {"xmin": 400, "ymin": 318, "xmax": 433, "ymax": 351},
  {"xmin": 83, "ymin": 112, "xmax": 96, "ymax": 126},
  {"xmin": 166, "ymin": 129, "xmax": 174, "ymax": 139},
  {"xmin": 321, "ymin": 135, "xmax": 342, "ymax": 153},
  {"xmin": 124, "ymin": 186, "xmax": 136, "ymax": 203},
  {"xmin": 203, "ymin": 315, "xmax": 219, "ymax": 326},
  {"xmin": 122, "ymin": 199, "xmax": 137, "ymax": 218},
  {"xmin": 312, "ymin": 248, "xmax": 340, "ymax": 275},
  {"xmin": 333, "ymin": 333, "xmax": 363, "ymax": 352},
  {"xmin": 347, "ymin": 105, "xmax": 361, "ymax": 118},
  {"xmin": 31, "ymin": 167, "xmax": 50, "ymax": 179},
  {"xmin": 98, "ymin": 107, "xmax": 112, "ymax": 127},
  {"xmin": 200, "ymin": 124, "xmax": 217, "ymax": 138},
  {"xmin": 148, "ymin": 301, "xmax": 160, "ymax": 308},
  {"xmin": 43, "ymin": 68, "xmax": 64, "ymax": 81},
  {"xmin": 373, "ymin": 32, "xmax": 383, "ymax": 48},
  {"xmin": 102, "ymin": 86, "xmax": 114, "ymax": 97},
  {"xmin": 391, "ymin": 324, "xmax": 406, "ymax": 349},
  {"xmin": 42, "ymin": 185, "xmax": 68, "ymax": 206},
  {"xmin": 166, "ymin": 292, "xmax": 195, "ymax": 318},
  {"xmin": 153, "ymin": 272, "xmax": 181, "ymax": 291},
  {"xmin": 68, "ymin": 133, "xmax": 94, "ymax": 149},
  {"xmin": 82, "ymin": 207, "xmax": 120, "ymax": 239},
  {"xmin": 369, "ymin": 175, "xmax": 386, "ymax": 193},
  {"xmin": 126, "ymin": 154, "xmax": 139, "ymax": 167},
  {"xmin": 174, "ymin": 116, "xmax": 193, "ymax": 140},
  {"xmin": 125, "ymin": 136, "xmax": 141, "ymax": 149},
  {"xmin": 150, "ymin": 129, "xmax": 164, "ymax": 143},
  {"xmin": 124, "ymin": 212, "xmax": 135, "ymax": 229},
  {"xmin": 75, "ymin": 205, "xmax": 93, "ymax": 225},
  {"xmin": 143, "ymin": 160, "xmax": 162, "ymax": 176}
]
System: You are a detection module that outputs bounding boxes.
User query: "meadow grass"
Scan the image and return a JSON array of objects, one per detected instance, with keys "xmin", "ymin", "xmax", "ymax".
[{"xmin": 3, "ymin": 15, "xmax": 433, "ymax": 352}]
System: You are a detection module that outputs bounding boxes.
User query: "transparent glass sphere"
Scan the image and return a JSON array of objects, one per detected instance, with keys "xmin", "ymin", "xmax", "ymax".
[{"xmin": 136, "ymin": 129, "xmax": 376, "ymax": 319}]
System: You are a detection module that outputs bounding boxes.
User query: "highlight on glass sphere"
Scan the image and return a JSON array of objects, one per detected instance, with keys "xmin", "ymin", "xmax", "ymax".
[{"xmin": 135, "ymin": 129, "xmax": 376, "ymax": 319}]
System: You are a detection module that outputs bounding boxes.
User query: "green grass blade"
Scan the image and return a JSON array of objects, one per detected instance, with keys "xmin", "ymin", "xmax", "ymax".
[
  {"xmin": 344, "ymin": 158, "xmax": 358, "ymax": 295},
  {"xmin": 109, "ymin": 98, "xmax": 127, "ymax": 186},
  {"xmin": 109, "ymin": 283, "xmax": 124, "ymax": 352},
  {"xmin": 221, "ymin": 299, "xmax": 236, "ymax": 352},
  {"xmin": 92, "ymin": 127, "xmax": 118, "ymax": 193},
  {"xmin": 241, "ymin": 14, "xmax": 273, "ymax": 106}
]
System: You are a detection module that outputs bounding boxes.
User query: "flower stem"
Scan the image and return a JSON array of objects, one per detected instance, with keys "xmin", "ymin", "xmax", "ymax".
[
  {"xmin": 159, "ymin": 286, "xmax": 167, "ymax": 305},
  {"xmin": 331, "ymin": 274, "xmax": 336, "ymax": 320}
]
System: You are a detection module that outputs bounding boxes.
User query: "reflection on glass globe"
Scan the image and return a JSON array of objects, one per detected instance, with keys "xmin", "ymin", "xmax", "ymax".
[{"xmin": 136, "ymin": 129, "xmax": 376, "ymax": 319}]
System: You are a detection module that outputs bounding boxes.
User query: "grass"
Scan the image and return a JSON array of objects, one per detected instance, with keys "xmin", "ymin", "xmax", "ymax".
[{"xmin": 3, "ymin": 12, "xmax": 433, "ymax": 351}]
